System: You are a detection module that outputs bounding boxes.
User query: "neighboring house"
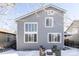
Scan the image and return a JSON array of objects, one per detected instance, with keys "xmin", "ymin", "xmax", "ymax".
[
  {"xmin": 0, "ymin": 28, "xmax": 16, "ymax": 48},
  {"xmin": 64, "ymin": 32, "xmax": 72, "ymax": 40},
  {"xmin": 66, "ymin": 20, "xmax": 79, "ymax": 42},
  {"xmin": 16, "ymin": 5, "xmax": 65, "ymax": 50}
]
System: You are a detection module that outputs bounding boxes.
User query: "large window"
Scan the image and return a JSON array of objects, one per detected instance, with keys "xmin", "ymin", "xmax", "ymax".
[
  {"xmin": 45, "ymin": 17, "xmax": 54, "ymax": 27},
  {"xmin": 24, "ymin": 22, "xmax": 38, "ymax": 43},
  {"xmin": 48, "ymin": 33, "xmax": 61, "ymax": 43}
]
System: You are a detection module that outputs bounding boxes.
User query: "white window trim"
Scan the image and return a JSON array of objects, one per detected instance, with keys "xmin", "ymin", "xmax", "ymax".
[
  {"xmin": 47, "ymin": 33, "xmax": 61, "ymax": 43},
  {"xmin": 46, "ymin": 10, "xmax": 55, "ymax": 15},
  {"xmin": 24, "ymin": 22, "xmax": 38, "ymax": 43},
  {"xmin": 45, "ymin": 17, "xmax": 54, "ymax": 28}
]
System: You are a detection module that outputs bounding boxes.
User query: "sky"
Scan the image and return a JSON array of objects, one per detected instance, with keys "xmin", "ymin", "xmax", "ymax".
[{"xmin": 0, "ymin": 3, "xmax": 79, "ymax": 32}]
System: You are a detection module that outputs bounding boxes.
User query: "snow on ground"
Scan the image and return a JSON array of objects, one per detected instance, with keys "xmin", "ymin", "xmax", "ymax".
[
  {"xmin": 0, "ymin": 47, "xmax": 79, "ymax": 56},
  {"xmin": 61, "ymin": 47, "xmax": 79, "ymax": 56},
  {"xmin": 0, "ymin": 49, "xmax": 39, "ymax": 56}
]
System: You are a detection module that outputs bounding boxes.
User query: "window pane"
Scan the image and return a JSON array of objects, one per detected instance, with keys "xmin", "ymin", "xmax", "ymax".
[
  {"xmin": 34, "ymin": 34, "xmax": 37, "ymax": 42},
  {"xmin": 46, "ymin": 19, "xmax": 49, "ymax": 26},
  {"xmin": 52, "ymin": 34, "xmax": 55, "ymax": 42},
  {"xmin": 32, "ymin": 24, "xmax": 34, "ymax": 32},
  {"xmin": 49, "ymin": 34, "xmax": 51, "ymax": 42},
  {"xmin": 29, "ymin": 24, "xmax": 32, "ymax": 32},
  {"xmin": 32, "ymin": 24, "xmax": 37, "ymax": 32},
  {"xmin": 32, "ymin": 34, "xmax": 34, "ymax": 42},
  {"xmin": 25, "ymin": 34, "xmax": 28, "ymax": 42},
  {"xmin": 25, "ymin": 24, "xmax": 28, "ymax": 32},
  {"xmin": 57, "ymin": 34, "xmax": 60, "ymax": 42},
  {"xmin": 35, "ymin": 24, "xmax": 37, "ymax": 32},
  {"xmin": 29, "ymin": 34, "xmax": 32, "ymax": 41},
  {"xmin": 55, "ymin": 34, "xmax": 57, "ymax": 42}
]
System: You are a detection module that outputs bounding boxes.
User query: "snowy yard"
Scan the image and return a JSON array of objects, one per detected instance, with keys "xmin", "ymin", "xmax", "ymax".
[{"xmin": 0, "ymin": 47, "xmax": 79, "ymax": 56}]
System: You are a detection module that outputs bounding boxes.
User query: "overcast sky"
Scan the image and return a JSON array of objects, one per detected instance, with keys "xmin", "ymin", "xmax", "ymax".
[{"xmin": 0, "ymin": 3, "xmax": 79, "ymax": 31}]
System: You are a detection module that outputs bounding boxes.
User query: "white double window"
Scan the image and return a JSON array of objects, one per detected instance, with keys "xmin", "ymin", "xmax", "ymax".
[
  {"xmin": 24, "ymin": 22, "xmax": 38, "ymax": 43},
  {"xmin": 48, "ymin": 33, "xmax": 61, "ymax": 43},
  {"xmin": 45, "ymin": 17, "xmax": 54, "ymax": 28}
]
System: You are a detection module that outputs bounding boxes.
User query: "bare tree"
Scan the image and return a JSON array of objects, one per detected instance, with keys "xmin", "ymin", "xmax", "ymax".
[
  {"xmin": 0, "ymin": 3, "xmax": 15, "ymax": 15},
  {"xmin": 64, "ymin": 14, "xmax": 73, "ymax": 31},
  {"xmin": 0, "ymin": 3, "xmax": 16, "ymax": 29},
  {"xmin": 40, "ymin": 3, "xmax": 73, "ymax": 31}
]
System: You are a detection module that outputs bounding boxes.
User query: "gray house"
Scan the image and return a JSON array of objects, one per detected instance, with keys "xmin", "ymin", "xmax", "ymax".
[{"xmin": 16, "ymin": 5, "xmax": 65, "ymax": 50}]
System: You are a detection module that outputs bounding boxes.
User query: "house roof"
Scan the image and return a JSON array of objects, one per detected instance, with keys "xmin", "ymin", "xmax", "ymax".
[
  {"xmin": 66, "ymin": 20, "xmax": 79, "ymax": 32},
  {"xmin": 16, "ymin": 4, "xmax": 66, "ymax": 22},
  {"xmin": 64, "ymin": 32, "xmax": 72, "ymax": 36},
  {"xmin": 0, "ymin": 28, "xmax": 16, "ymax": 35}
]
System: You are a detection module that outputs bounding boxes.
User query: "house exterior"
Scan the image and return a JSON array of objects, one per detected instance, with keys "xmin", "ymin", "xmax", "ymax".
[
  {"xmin": 66, "ymin": 20, "xmax": 79, "ymax": 42},
  {"xmin": 16, "ymin": 5, "xmax": 65, "ymax": 50},
  {"xmin": 0, "ymin": 28, "xmax": 16, "ymax": 48}
]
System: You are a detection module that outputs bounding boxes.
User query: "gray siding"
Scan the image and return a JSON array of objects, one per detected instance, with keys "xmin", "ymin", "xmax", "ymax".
[{"xmin": 17, "ymin": 7, "xmax": 64, "ymax": 50}]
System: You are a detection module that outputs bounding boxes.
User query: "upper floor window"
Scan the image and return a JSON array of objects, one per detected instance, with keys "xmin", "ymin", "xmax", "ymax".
[
  {"xmin": 46, "ymin": 10, "xmax": 54, "ymax": 15},
  {"xmin": 45, "ymin": 17, "xmax": 54, "ymax": 28},
  {"xmin": 25, "ymin": 23, "xmax": 37, "ymax": 32}
]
